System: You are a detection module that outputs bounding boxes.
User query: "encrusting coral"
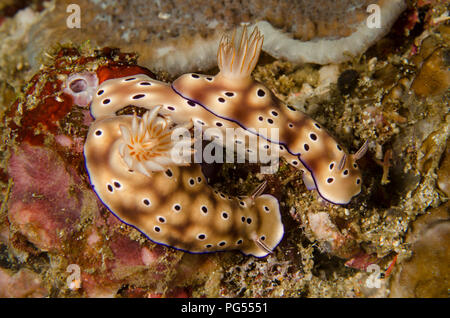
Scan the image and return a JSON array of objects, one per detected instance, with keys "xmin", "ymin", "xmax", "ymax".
[{"xmin": 1, "ymin": 0, "xmax": 407, "ymax": 76}]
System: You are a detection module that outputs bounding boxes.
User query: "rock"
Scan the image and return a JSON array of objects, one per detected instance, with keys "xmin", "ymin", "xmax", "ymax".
[
  {"xmin": 390, "ymin": 202, "xmax": 450, "ymax": 297},
  {"xmin": 0, "ymin": 268, "xmax": 48, "ymax": 297},
  {"xmin": 317, "ymin": 64, "xmax": 340, "ymax": 92},
  {"xmin": 437, "ymin": 140, "xmax": 450, "ymax": 197},
  {"xmin": 7, "ymin": 143, "xmax": 83, "ymax": 251},
  {"xmin": 411, "ymin": 48, "xmax": 450, "ymax": 97},
  {"xmin": 337, "ymin": 69, "xmax": 359, "ymax": 95},
  {"xmin": 307, "ymin": 211, "xmax": 360, "ymax": 259}
]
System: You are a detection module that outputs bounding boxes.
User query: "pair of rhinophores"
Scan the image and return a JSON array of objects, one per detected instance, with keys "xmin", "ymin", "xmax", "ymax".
[{"xmin": 84, "ymin": 26, "xmax": 368, "ymax": 257}]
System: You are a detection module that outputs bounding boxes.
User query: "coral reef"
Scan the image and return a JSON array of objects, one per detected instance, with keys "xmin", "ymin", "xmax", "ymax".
[
  {"xmin": 437, "ymin": 139, "xmax": 450, "ymax": 196},
  {"xmin": 390, "ymin": 203, "xmax": 449, "ymax": 297},
  {"xmin": 0, "ymin": 46, "xmax": 205, "ymax": 297},
  {"xmin": 0, "ymin": 267, "xmax": 48, "ymax": 297},
  {"xmin": 0, "ymin": 0, "xmax": 448, "ymax": 298},
  {"xmin": 0, "ymin": 0, "xmax": 406, "ymax": 76}
]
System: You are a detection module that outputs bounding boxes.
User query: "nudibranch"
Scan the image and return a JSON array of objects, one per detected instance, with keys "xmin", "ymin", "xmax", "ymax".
[
  {"xmin": 90, "ymin": 26, "xmax": 368, "ymax": 205},
  {"xmin": 84, "ymin": 108, "xmax": 283, "ymax": 257},
  {"xmin": 172, "ymin": 26, "xmax": 369, "ymax": 204},
  {"xmin": 90, "ymin": 74, "xmax": 286, "ymax": 170}
]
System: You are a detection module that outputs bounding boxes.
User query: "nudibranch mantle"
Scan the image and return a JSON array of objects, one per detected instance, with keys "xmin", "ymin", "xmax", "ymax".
[{"xmin": 84, "ymin": 114, "xmax": 283, "ymax": 257}]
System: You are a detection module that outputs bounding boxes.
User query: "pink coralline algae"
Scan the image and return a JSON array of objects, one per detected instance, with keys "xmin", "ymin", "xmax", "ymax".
[
  {"xmin": 8, "ymin": 143, "xmax": 83, "ymax": 251},
  {"xmin": 6, "ymin": 141, "xmax": 191, "ymax": 297},
  {"xmin": 1, "ymin": 46, "xmax": 201, "ymax": 297}
]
